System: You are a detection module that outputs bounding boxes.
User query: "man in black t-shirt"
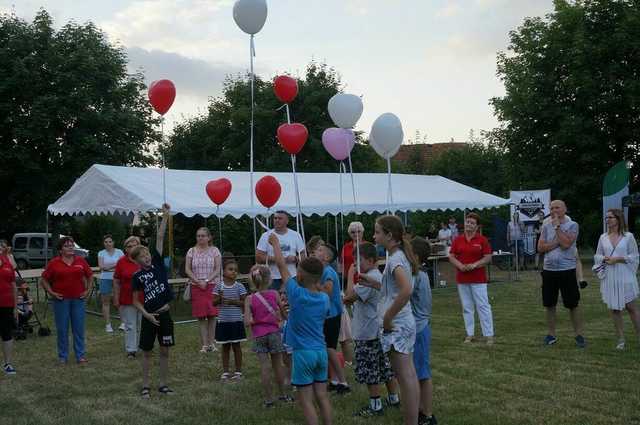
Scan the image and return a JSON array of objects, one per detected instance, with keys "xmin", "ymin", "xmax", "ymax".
[{"xmin": 131, "ymin": 204, "xmax": 175, "ymax": 398}]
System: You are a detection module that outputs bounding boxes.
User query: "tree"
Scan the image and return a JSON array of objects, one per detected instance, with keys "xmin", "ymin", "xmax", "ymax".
[
  {"xmin": 428, "ymin": 135, "xmax": 510, "ymax": 198},
  {"xmin": 491, "ymin": 0, "xmax": 640, "ymax": 243},
  {"xmin": 164, "ymin": 61, "xmax": 383, "ymax": 174},
  {"xmin": 0, "ymin": 10, "xmax": 158, "ymax": 237}
]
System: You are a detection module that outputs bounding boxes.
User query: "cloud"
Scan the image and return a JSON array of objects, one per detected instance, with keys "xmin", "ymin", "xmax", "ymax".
[
  {"xmin": 125, "ymin": 46, "xmax": 243, "ymax": 99},
  {"xmin": 436, "ymin": 2, "xmax": 463, "ymax": 18},
  {"xmin": 344, "ymin": 0, "xmax": 369, "ymax": 16},
  {"xmin": 100, "ymin": 0, "xmax": 239, "ymax": 61}
]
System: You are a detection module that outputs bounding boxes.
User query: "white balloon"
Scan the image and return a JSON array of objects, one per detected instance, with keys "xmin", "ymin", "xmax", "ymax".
[
  {"xmin": 328, "ymin": 93, "xmax": 363, "ymax": 129},
  {"xmin": 233, "ymin": 0, "xmax": 268, "ymax": 35},
  {"xmin": 369, "ymin": 113, "xmax": 403, "ymax": 159}
]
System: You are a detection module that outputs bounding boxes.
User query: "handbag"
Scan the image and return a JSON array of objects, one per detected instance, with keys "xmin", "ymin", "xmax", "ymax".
[
  {"xmin": 183, "ymin": 282, "xmax": 191, "ymax": 302},
  {"xmin": 592, "ymin": 235, "xmax": 623, "ymax": 280}
]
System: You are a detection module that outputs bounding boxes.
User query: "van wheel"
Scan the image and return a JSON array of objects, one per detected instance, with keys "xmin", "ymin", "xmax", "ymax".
[{"xmin": 16, "ymin": 259, "xmax": 28, "ymax": 270}]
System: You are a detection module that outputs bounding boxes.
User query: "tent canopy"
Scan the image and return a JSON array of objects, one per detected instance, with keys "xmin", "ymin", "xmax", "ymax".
[{"xmin": 47, "ymin": 164, "xmax": 510, "ymax": 218}]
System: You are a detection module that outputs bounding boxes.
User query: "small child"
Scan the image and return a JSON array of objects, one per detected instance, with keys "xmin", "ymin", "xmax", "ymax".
[
  {"xmin": 314, "ymin": 242, "xmax": 350, "ymax": 394},
  {"xmin": 410, "ymin": 237, "xmax": 437, "ymax": 425},
  {"xmin": 131, "ymin": 204, "xmax": 175, "ymax": 398},
  {"xmin": 279, "ymin": 291, "xmax": 293, "ymax": 386},
  {"xmin": 16, "ymin": 284, "xmax": 33, "ymax": 328},
  {"xmin": 344, "ymin": 242, "xmax": 400, "ymax": 417},
  {"xmin": 244, "ymin": 264, "xmax": 293, "ymax": 407},
  {"xmin": 213, "ymin": 256, "xmax": 247, "ymax": 382},
  {"xmin": 269, "ymin": 233, "xmax": 332, "ymax": 425},
  {"xmin": 374, "ymin": 215, "xmax": 420, "ymax": 425}
]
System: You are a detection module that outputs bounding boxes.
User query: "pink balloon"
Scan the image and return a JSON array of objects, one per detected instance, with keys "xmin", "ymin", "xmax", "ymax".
[{"xmin": 321, "ymin": 128, "xmax": 355, "ymax": 161}]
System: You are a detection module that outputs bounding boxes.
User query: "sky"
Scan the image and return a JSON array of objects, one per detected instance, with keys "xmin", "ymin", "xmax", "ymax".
[{"xmin": 1, "ymin": 0, "xmax": 555, "ymax": 143}]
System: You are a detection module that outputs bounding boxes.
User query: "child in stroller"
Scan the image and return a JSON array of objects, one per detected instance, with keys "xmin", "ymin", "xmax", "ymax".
[{"xmin": 14, "ymin": 284, "xmax": 34, "ymax": 340}]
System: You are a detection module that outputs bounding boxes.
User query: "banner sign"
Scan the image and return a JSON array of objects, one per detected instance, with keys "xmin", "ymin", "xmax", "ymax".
[{"xmin": 510, "ymin": 190, "xmax": 551, "ymax": 223}]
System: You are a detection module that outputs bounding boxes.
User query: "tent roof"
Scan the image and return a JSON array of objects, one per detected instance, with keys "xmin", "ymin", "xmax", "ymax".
[{"xmin": 47, "ymin": 164, "xmax": 510, "ymax": 218}]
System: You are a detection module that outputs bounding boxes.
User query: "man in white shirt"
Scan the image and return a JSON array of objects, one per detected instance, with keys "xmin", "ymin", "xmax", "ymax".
[
  {"xmin": 437, "ymin": 222, "xmax": 452, "ymax": 246},
  {"xmin": 256, "ymin": 211, "xmax": 306, "ymax": 290}
]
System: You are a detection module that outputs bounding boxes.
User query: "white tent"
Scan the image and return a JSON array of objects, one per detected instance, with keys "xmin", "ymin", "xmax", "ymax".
[{"xmin": 47, "ymin": 164, "xmax": 510, "ymax": 217}]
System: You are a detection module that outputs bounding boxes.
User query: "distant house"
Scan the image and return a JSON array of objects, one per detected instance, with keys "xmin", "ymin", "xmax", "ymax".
[{"xmin": 392, "ymin": 142, "xmax": 467, "ymax": 168}]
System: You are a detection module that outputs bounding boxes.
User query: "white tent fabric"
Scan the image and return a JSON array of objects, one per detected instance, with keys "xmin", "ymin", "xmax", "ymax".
[{"xmin": 48, "ymin": 164, "xmax": 510, "ymax": 218}]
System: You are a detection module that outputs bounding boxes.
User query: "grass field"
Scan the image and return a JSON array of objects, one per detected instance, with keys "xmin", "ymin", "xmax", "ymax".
[{"xmin": 1, "ymin": 268, "xmax": 639, "ymax": 425}]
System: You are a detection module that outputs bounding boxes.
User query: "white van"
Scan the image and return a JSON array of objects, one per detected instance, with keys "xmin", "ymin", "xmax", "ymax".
[{"xmin": 11, "ymin": 233, "xmax": 89, "ymax": 270}]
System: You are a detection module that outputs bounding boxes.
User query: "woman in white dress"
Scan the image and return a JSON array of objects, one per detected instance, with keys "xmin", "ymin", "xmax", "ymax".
[{"xmin": 594, "ymin": 208, "xmax": 640, "ymax": 349}]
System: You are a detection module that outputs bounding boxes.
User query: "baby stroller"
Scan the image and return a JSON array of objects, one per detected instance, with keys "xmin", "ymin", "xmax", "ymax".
[{"xmin": 13, "ymin": 274, "xmax": 50, "ymax": 339}]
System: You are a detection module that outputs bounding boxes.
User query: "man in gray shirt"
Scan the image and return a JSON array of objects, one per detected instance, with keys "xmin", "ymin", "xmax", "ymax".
[{"xmin": 537, "ymin": 200, "xmax": 586, "ymax": 348}]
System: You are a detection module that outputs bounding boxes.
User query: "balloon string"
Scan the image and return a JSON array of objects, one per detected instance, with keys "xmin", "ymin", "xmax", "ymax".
[
  {"xmin": 339, "ymin": 162, "xmax": 346, "ymax": 286},
  {"xmin": 286, "ymin": 104, "xmax": 291, "ymax": 125},
  {"xmin": 386, "ymin": 156, "xmax": 394, "ymax": 214},
  {"xmin": 347, "ymin": 151, "xmax": 357, "ymax": 211},
  {"xmin": 291, "ymin": 155, "xmax": 307, "ymax": 256},
  {"xmin": 249, "ymin": 34, "xmax": 257, "ymax": 249},
  {"xmin": 161, "ymin": 118, "xmax": 167, "ymax": 205},
  {"xmin": 347, "ymin": 153, "xmax": 360, "ymax": 274},
  {"xmin": 217, "ymin": 208, "xmax": 223, "ymax": 284}
]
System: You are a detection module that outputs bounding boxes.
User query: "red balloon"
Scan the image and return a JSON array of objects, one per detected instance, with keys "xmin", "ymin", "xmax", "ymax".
[
  {"xmin": 277, "ymin": 123, "xmax": 308, "ymax": 155},
  {"xmin": 273, "ymin": 75, "xmax": 298, "ymax": 103},
  {"xmin": 255, "ymin": 175, "xmax": 281, "ymax": 209},
  {"xmin": 148, "ymin": 79, "xmax": 176, "ymax": 115},
  {"xmin": 206, "ymin": 178, "xmax": 232, "ymax": 206}
]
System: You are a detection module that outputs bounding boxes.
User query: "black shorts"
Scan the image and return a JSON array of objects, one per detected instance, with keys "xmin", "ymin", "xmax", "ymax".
[
  {"xmin": 0, "ymin": 307, "xmax": 16, "ymax": 342},
  {"xmin": 139, "ymin": 310, "xmax": 175, "ymax": 351},
  {"xmin": 542, "ymin": 269, "xmax": 580, "ymax": 309},
  {"xmin": 323, "ymin": 314, "xmax": 341, "ymax": 350}
]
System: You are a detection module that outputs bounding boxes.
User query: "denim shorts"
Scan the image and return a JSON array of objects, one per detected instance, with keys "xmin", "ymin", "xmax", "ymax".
[{"xmin": 99, "ymin": 279, "xmax": 113, "ymax": 295}]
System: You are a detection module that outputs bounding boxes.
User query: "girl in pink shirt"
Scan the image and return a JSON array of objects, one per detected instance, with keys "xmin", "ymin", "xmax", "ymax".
[{"xmin": 244, "ymin": 265, "xmax": 293, "ymax": 407}]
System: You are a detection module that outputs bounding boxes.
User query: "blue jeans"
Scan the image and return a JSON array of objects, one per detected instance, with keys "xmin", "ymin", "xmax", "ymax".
[{"xmin": 53, "ymin": 299, "xmax": 86, "ymax": 361}]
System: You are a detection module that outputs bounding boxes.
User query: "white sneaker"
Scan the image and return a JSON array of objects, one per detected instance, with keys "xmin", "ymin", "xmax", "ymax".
[
  {"xmin": 118, "ymin": 323, "xmax": 126, "ymax": 331},
  {"xmin": 105, "ymin": 323, "xmax": 114, "ymax": 333}
]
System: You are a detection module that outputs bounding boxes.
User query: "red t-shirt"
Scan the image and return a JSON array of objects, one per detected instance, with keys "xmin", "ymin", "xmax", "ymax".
[
  {"xmin": 113, "ymin": 255, "xmax": 142, "ymax": 305},
  {"xmin": 341, "ymin": 240, "xmax": 355, "ymax": 277},
  {"xmin": 0, "ymin": 255, "xmax": 16, "ymax": 307},
  {"xmin": 41, "ymin": 256, "xmax": 93, "ymax": 299},
  {"xmin": 450, "ymin": 233, "xmax": 492, "ymax": 284}
]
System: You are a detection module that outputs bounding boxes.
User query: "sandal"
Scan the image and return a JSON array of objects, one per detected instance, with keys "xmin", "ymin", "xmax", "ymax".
[
  {"xmin": 141, "ymin": 387, "xmax": 151, "ymax": 399},
  {"xmin": 278, "ymin": 394, "xmax": 294, "ymax": 403},
  {"xmin": 232, "ymin": 371, "xmax": 243, "ymax": 381},
  {"xmin": 199, "ymin": 345, "xmax": 208, "ymax": 353},
  {"xmin": 221, "ymin": 372, "xmax": 231, "ymax": 382},
  {"xmin": 158, "ymin": 386, "xmax": 175, "ymax": 395}
]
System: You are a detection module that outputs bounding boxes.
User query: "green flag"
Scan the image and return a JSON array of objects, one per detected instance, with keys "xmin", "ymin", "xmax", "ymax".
[{"xmin": 603, "ymin": 161, "xmax": 629, "ymax": 231}]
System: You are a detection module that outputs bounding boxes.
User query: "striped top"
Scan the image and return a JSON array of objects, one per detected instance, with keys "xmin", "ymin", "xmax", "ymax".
[{"xmin": 214, "ymin": 281, "xmax": 247, "ymax": 322}]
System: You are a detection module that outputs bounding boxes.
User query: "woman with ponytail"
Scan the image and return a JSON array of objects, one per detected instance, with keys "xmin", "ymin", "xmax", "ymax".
[{"xmin": 371, "ymin": 215, "xmax": 420, "ymax": 425}]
